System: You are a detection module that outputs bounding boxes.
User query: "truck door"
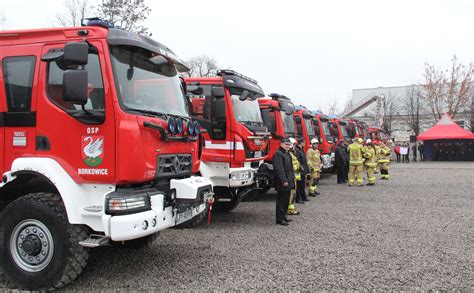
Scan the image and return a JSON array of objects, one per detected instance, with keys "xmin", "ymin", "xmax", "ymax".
[
  {"xmin": 36, "ymin": 41, "xmax": 115, "ymax": 183},
  {"xmin": 1, "ymin": 47, "xmax": 40, "ymax": 171}
]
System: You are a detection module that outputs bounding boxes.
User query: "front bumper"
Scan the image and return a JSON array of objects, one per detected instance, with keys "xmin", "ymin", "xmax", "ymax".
[
  {"xmin": 321, "ymin": 153, "xmax": 335, "ymax": 171},
  {"xmin": 101, "ymin": 177, "xmax": 212, "ymax": 241},
  {"xmin": 229, "ymin": 166, "xmax": 255, "ymax": 187}
]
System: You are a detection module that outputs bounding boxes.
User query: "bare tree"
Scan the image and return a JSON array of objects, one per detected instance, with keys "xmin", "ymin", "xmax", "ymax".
[
  {"xmin": 56, "ymin": 0, "xmax": 90, "ymax": 27},
  {"xmin": 96, "ymin": 0, "xmax": 151, "ymax": 36},
  {"xmin": 403, "ymin": 86, "xmax": 423, "ymax": 136},
  {"xmin": 342, "ymin": 94, "xmax": 354, "ymax": 114},
  {"xmin": 327, "ymin": 99, "xmax": 338, "ymax": 116},
  {"xmin": 0, "ymin": 12, "xmax": 6, "ymax": 30},
  {"xmin": 422, "ymin": 55, "xmax": 473, "ymax": 121},
  {"xmin": 183, "ymin": 55, "xmax": 220, "ymax": 77},
  {"xmin": 382, "ymin": 91, "xmax": 399, "ymax": 133}
]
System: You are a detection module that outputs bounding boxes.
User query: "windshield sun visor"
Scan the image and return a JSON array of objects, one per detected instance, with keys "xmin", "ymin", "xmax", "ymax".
[{"xmin": 107, "ymin": 29, "xmax": 190, "ymax": 72}]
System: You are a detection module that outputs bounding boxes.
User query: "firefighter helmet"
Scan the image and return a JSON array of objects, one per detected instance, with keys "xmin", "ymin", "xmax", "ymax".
[{"xmin": 311, "ymin": 138, "xmax": 319, "ymax": 144}]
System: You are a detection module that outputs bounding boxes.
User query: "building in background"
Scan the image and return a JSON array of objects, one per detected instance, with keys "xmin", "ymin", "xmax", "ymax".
[{"xmin": 346, "ymin": 85, "xmax": 472, "ymax": 143}]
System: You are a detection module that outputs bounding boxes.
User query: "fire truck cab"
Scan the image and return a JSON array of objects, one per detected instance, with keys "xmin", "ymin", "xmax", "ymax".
[
  {"xmin": 257, "ymin": 93, "xmax": 295, "ymax": 191},
  {"xmin": 331, "ymin": 117, "xmax": 352, "ymax": 144},
  {"xmin": 0, "ymin": 21, "xmax": 212, "ymax": 290},
  {"xmin": 369, "ymin": 126, "xmax": 390, "ymax": 144},
  {"xmin": 311, "ymin": 112, "xmax": 336, "ymax": 171},
  {"xmin": 185, "ymin": 70, "xmax": 268, "ymax": 211}
]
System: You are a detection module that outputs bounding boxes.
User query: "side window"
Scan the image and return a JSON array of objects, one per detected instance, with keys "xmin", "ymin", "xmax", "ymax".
[
  {"xmin": 47, "ymin": 53, "xmax": 105, "ymax": 112},
  {"xmin": 2, "ymin": 56, "xmax": 36, "ymax": 112}
]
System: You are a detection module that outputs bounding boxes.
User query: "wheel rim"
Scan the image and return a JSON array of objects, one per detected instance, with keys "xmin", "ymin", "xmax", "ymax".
[{"xmin": 10, "ymin": 219, "xmax": 54, "ymax": 272}]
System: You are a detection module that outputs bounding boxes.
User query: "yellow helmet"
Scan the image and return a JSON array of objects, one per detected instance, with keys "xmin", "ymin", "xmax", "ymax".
[{"xmin": 357, "ymin": 138, "xmax": 363, "ymax": 144}]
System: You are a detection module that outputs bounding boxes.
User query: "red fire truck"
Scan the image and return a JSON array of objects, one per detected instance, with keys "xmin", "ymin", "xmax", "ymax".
[
  {"xmin": 185, "ymin": 70, "xmax": 269, "ymax": 211},
  {"xmin": 312, "ymin": 112, "xmax": 336, "ymax": 171},
  {"xmin": 369, "ymin": 126, "xmax": 390, "ymax": 144},
  {"xmin": 256, "ymin": 93, "xmax": 295, "ymax": 191},
  {"xmin": 0, "ymin": 20, "xmax": 212, "ymax": 290},
  {"xmin": 293, "ymin": 107, "xmax": 334, "ymax": 172},
  {"xmin": 331, "ymin": 117, "xmax": 352, "ymax": 143}
]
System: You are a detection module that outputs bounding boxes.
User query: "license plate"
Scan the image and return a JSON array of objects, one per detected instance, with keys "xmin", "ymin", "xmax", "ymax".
[
  {"xmin": 176, "ymin": 209, "xmax": 193, "ymax": 225},
  {"xmin": 254, "ymin": 151, "xmax": 262, "ymax": 158}
]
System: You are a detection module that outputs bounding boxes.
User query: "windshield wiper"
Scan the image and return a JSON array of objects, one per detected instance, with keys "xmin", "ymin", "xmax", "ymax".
[
  {"xmin": 240, "ymin": 120, "xmax": 264, "ymax": 126},
  {"xmin": 128, "ymin": 108, "xmax": 168, "ymax": 119}
]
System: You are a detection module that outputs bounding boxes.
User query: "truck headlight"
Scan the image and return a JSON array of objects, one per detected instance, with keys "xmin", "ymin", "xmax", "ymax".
[
  {"xmin": 231, "ymin": 170, "xmax": 252, "ymax": 181},
  {"xmin": 105, "ymin": 194, "xmax": 151, "ymax": 215}
]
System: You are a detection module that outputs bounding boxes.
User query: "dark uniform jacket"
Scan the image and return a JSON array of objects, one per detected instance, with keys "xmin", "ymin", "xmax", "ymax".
[
  {"xmin": 335, "ymin": 143, "xmax": 347, "ymax": 170},
  {"xmin": 295, "ymin": 145, "xmax": 310, "ymax": 175},
  {"xmin": 272, "ymin": 147, "xmax": 295, "ymax": 191}
]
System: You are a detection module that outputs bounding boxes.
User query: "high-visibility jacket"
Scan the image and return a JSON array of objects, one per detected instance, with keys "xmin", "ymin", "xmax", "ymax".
[
  {"xmin": 363, "ymin": 146, "xmax": 377, "ymax": 168},
  {"xmin": 289, "ymin": 150, "xmax": 302, "ymax": 180},
  {"xmin": 306, "ymin": 147, "xmax": 321, "ymax": 172},
  {"xmin": 348, "ymin": 142, "xmax": 363, "ymax": 166},
  {"xmin": 378, "ymin": 145, "xmax": 391, "ymax": 163}
]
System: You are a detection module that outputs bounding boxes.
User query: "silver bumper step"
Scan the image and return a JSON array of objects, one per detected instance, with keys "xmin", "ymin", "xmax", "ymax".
[{"xmin": 79, "ymin": 234, "xmax": 110, "ymax": 248}]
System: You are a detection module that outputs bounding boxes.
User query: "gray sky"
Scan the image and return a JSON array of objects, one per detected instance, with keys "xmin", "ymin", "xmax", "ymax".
[{"xmin": 2, "ymin": 0, "xmax": 473, "ymax": 113}]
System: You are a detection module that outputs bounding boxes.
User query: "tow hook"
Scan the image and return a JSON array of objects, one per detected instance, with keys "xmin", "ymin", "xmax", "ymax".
[{"xmin": 207, "ymin": 192, "xmax": 215, "ymax": 225}]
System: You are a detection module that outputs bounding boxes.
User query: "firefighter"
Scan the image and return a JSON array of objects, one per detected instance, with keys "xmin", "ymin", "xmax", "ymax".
[
  {"xmin": 363, "ymin": 139, "xmax": 377, "ymax": 185},
  {"xmin": 287, "ymin": 138, "xmax": 301, "ymax": 216},
  {"xmin": 272, "ymin": 138, "xmax": 295, "ymax": 225},
  {"xmin": 295, "ymin": 138, "xmax": 310, "ymax": 203},
  {"xmin": 306, "ymin": 138, "xmax": 322, "ymax": 196},
  {"xmin": 348, "ymin": 137, "xmax": 364, "ymax": 186},
  {"xmin": 379, "ymin": 141, "xmax": 391, "ymax": 179}
]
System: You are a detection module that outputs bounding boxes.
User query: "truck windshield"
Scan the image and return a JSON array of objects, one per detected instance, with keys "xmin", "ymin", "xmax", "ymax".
[
  {"xmin": 340, "ymin": 124, "xmax": 350, "ymax": 140},
  {"xmin": 110, "ymin": 45, "xmax": 188, "ymax": 117},
  {"xmin": 231, "ymin": 95, "xmax": 264, "ymax": 124},
  {"xmin": 321, "ymin": 121, "xmax": 332, "ymax": 140},
  {"xmin": 304, "ymin": 117, "xmax": 316, "ymax": 137},
  {"xmin": 280, "ymin": 111, "xmax": 296, "ymax": 136}
]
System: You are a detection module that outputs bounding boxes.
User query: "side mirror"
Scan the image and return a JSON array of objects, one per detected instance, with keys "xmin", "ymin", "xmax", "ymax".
[
  {"xmin": 211, "ymin": 86, "xmax": 225, "ymax": 98},
  {"xmin": 213, "ymin": 98, "xmax": 226, "ymax": 119},
  {"xmin": 63, "ymin": 70, "xmax": 88, "ymax": 105},
  {"xmin": 239, "ymin": 90, "xmax": 250, "ymax": 101},
  {"xmin": 63, "ymin": 42, "xmax": 89, "ymax": 66},
  {"xmin": 187, "ymin": 85, "xmax": 203, "ymax": 95}
]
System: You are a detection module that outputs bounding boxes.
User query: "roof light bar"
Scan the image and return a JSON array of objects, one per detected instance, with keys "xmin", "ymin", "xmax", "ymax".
[
  {"xmin": 81, "ymin": 17, "xmax": 115, "ymax": 29},
  {"xmin": 269, "ymin": 93, "xmax": 290, "ymax": 101},
  {"xmin": 217, "ymin": 69, "xmax": 258, "ymax": 84}
]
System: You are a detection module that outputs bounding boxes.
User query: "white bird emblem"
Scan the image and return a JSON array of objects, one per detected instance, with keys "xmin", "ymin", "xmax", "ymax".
[{"xmin": 83, "ymin": 136, "xmax": 104, "ymax": 158}]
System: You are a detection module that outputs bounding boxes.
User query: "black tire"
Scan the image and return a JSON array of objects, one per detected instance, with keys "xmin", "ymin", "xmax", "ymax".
[
  {"xmin": 258, "ymin": 186, "xmax": 271, "ymax": 195},
  {"xmin": 240, "ymin": 188, "xmax": 258, "ymax": 202},
  {"xmin": 213, "ymin": 197, "xmax": 240, "ymax": 213},
  {"xmin": 175, "ymin": 209, "xmax": 208, "ymax": 229},
  {"xmin": 0, "ymin": 193, "xmax": 89, "ymax": 291},
  {"xmin": 113, "ymin": 233, "xmax": 160, "ymax": 249}
]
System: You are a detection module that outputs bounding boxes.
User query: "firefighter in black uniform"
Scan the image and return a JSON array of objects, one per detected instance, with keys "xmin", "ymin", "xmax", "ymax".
[
  {"xmin": 295, "ymin": 138, "xmax": 310, "ymax": 203},
  {"xmin": 272, "ymin": 138, "xmax": 295, "ymax": 226}
]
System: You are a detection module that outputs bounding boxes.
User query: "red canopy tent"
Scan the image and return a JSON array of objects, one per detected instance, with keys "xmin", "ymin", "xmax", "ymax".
[{"xmin": 417, "ymin": 113, "xmax": 474, "ymax": 141}]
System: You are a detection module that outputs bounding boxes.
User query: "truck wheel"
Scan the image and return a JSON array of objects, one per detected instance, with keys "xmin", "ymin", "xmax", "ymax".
[
  {"xmin": 175, "ymin": 209, "xmax": 207, "ymax": 229},
  {"xmin": 240, "ymin": 188, "xmax": 258, "ymax": 202},
  {"xmin": 258, "ymin": 186, "xmax": 271, "ymax": 195},
  {"xmin": 0, "ymin": 193, "xmax": 89, "ymax": 291},
  {"xmin": 113, "ymin": 233, "xmax": 160, "ymax": 249},
  {"xmin": 213, "ymin": 197, "xmax": 240, "ymax": 213}
]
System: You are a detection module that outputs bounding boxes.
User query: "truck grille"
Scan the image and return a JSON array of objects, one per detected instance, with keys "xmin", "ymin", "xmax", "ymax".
[{"xmin": 156, "ymin": 154, "xmax": 192, "ymax": 179}]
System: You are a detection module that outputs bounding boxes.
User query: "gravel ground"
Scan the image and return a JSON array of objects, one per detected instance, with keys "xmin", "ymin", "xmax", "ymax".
[{"xmin": 2, "ymin": 161, "xmax": 474, "ymax": 291}]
